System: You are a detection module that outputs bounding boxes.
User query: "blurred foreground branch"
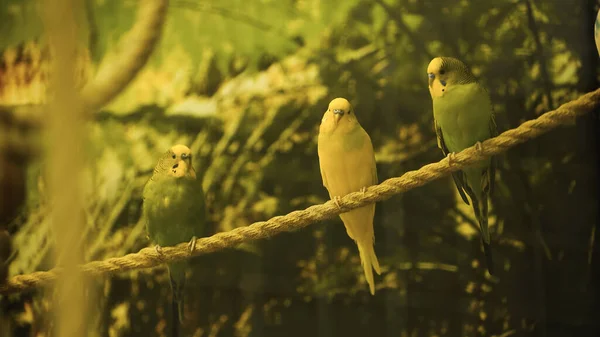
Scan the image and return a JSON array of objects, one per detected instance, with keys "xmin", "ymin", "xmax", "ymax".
[
  {"xmin": 43, "ymin": 0, "xmax": 88, "ymax": 334},
  {"xmin": 0, "ymin": 0, "xmax": 169, "ymax": 132}
]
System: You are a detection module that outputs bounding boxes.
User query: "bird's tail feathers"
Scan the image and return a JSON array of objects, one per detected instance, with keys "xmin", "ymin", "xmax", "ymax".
[
  {"xmin": 478, "ymin": 194, "xmax": 491, "ymax": 245},
  {"xmin": 464, "ymin": 168, "xmax": 494, "ymax": 275},
  {"xmin": 472, "ymin": 204, "xmax": 494, "ymax": 275},
  {"xmin": 482, "ymin": 241, "xmax": 494, "ymax": 275},
  {"xmin": 340, "ymin": 208, "xmax": 380, "ymax": 295},
  {"xmin": 176, "ymin": 300, "xmax": 184, "ymax": 325},
  {"xmin": 169, "ymin": 268, "xmax": 186, "ymax": 324},
  {"xmin": 356, "ymin": 240, "xmax": 380, "ymax": 296},
  {"xmin": 464, "ymin": 170, "xmax": 491, "ymax": 243},
  {"xmin": 479, "ymin": 193, "xmax": 494, "ymax": 275},
  {"xmin": 171, "ymin": 297, "xmax": 181, "ymax": 337}
]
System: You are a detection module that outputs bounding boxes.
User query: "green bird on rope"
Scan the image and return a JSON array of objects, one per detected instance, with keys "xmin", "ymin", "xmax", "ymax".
[
  {"xmin": 143, "ymin": 144, "xmax": 207, "ymax": 327},
  {"xmin": 427, "ymin": 57, "xmax": 498, "ymax": 275}
]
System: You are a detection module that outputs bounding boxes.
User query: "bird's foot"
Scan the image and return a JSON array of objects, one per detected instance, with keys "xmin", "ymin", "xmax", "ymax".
[
  {"xmin": 332, "ymin": 196, "xmax": 342, "ymax": 209},
  {"xmin": 187, "ymin": 236, "xmax": 197, "ymax": 254},
  {"xmin": 447, "ymin": 152, "xmax": 456, "ymax": 165},
  {"xmin": 360, "ymin": 187, "xmax": 367, "ymax": 194},
  {"xmin": 475, "ymin": 141, "xmax": 483, "ymax": 152},
  {"xmin": 154, "ymin": 245, "xmax": 163, "ymax": 255}
]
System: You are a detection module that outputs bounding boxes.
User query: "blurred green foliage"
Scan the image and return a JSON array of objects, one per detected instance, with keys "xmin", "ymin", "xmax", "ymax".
[{"xmin": 1, "ymin": 0, "xmax": 599, "ymax": 336}]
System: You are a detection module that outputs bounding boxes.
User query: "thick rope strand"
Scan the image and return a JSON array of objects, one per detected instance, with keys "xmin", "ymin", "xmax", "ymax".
[{"xmin": 1, "ymin": 88, "xmax": 599, "ymax": 294}]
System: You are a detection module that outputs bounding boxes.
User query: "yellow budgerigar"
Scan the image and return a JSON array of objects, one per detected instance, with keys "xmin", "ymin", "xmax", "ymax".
[{"xmin": 317, "ymin": 97, "xmax": 381, "ymax": 295}]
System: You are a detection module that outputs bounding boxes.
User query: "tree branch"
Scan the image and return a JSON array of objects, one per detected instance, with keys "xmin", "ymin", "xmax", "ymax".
[{"xmin": 524, "ymin": 0, "xmax": 555, "ymax": 110}]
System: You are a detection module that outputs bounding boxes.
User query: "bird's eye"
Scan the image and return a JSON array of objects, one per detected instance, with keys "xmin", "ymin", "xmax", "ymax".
[
  {"xmin": 439, "ymin": 69, "xmax": 446, "ymax": 75},
  {"xmin": 172, "ymin": 154, "xmax": 176, "ymax": 159}
]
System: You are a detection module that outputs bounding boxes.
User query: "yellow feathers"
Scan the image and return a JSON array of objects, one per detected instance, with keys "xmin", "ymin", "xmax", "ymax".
[
  {"xmin": 317, "ymin": 98, "xmax": 381, "ymax": 295},
  {"xmin": 166, "ymin": 144, "xmax": 197, "ymax": 179}
]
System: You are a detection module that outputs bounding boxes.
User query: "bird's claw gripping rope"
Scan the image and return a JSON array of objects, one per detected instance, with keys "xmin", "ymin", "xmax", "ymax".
[
  {"xmin": 360, "ymin": 187, "xmax": 367, "ymax": 194},
  {"xmin": 188, "ymin": 236, "xmax": 197, "ymax": 254},
  {"xmin": 333, "ymin": 196, "xmax": 342, "ymax": 209},
  {"xmin": 447, "ymin": 152, "xmax": 456, "ymax": 165},
  {"xmin": 154, "ymin": 245, "xmax": 163, "ymax": 255},
  {"xmin": 475, "ymin": 141, "xmax": 483, "ymax": 152}
]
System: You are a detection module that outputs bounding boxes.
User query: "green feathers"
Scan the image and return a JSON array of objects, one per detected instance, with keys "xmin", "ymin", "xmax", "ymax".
[
  {"xmin": 427, "ymin": 57, "xmax": 498, "ymax": 275},
  {"xmin": 143, "ymin": 174, "xmax": 206, "ymax": 247},
  {"xmin": 437, "ymin": 57, "xmax": 477, "ymax": 84},
  {"xmin": 143, "ymin": 144, "xmax": 207, "ymax": 325}
]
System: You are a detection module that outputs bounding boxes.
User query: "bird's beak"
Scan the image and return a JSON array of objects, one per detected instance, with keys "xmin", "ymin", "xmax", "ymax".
[
  {"xmin": 332, "ymin": 109, "xmax": 344, "ymax": 125},
  {"xmin": 172, "ymin": 159, "xmax": 192, "ymax": 178},
  {"xmin": 179, "ymin": 160, "xmax": 187, "ymax": 171},
  {"xmin": 182, "ymin": 158, "xmax": 197, "ymax": 179}
]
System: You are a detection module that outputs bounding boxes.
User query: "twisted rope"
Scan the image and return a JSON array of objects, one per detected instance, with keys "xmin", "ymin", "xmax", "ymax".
[{"xmin": 1, "ymin": 88, "xmax": 599, "ymax": 294}]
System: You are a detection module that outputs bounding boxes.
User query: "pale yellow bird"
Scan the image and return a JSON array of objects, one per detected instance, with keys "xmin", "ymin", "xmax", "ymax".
[{"xmin": 317, "ymin": 97, "xmax": 381, "ymax": 295}]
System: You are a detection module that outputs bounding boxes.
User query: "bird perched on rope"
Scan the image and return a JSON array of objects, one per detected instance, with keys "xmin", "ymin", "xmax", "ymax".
[
  {"xmin": 317, "ymin": 97, "xmax": 381, "ymax": 295},
  {"xmin": 142, "ymin": 144, "xmax": 207, "ymax": 329},
  {"xmin": 427, "ymin": 57, "xmax": 498, "ymax": 275}
]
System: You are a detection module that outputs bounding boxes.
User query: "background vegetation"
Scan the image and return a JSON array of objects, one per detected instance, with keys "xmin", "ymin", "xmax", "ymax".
[{"xmin": 1, "ymin": 0, "xmax": 599, "ymax": 336}]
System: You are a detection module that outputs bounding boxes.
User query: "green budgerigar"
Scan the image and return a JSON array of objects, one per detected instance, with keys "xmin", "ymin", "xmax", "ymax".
[
  {"xmin": 427, "ymin": 57, "xmax": 498, "ymax": 275},
  {"xmin": 143, "ymin": 144, "xmax": 207, "ymax": 324},
  {"xmin": 318, "ymin": 97, "xmax": 381, "ymax": 295}
]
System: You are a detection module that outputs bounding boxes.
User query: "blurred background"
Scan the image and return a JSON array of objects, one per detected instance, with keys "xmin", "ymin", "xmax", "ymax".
[{"xmin": 0, "ymin": 0, "xmax": 599, "ymax": 336}]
